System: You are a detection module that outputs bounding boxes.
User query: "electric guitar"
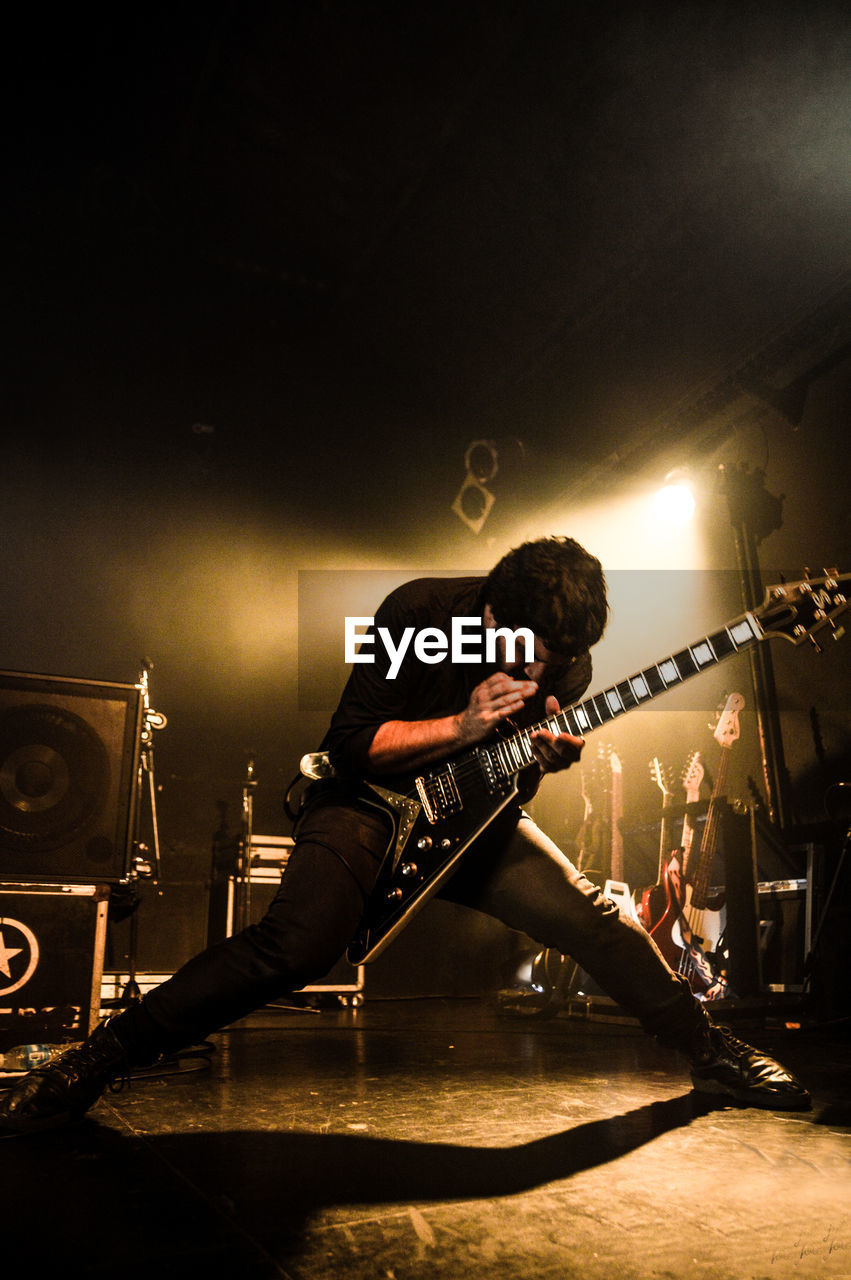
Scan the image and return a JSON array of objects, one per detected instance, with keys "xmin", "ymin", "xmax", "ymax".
[
  {"xmin": 640, "ymin": 751, "xmax": 704, "ymax": 931},
  {"xmin": 650, "ymin": 696, "xmax": 743, "ymax": 997},
  {"xmin": 300, "ymin": 571, "xmax": 848, "ymax": 964},
  {"xmin": 637, "ymin": 756, "xmax": 675, "ymax": 930},
  {"xmin": 678, "ymin": 750, "xmax": 705, "ymax": 879},
  {"xmin": 573, "ymin": 766, "xmax": 595, "ymax": 874},
  {"xmin": 601, "ymin": 748, "xmax": 640, "ymax": 922}
]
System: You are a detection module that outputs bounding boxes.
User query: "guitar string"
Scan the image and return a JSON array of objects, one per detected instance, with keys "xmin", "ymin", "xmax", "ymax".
[
  {"xmin": 428, "ymin": 626, "xmax": 752, "ymax": 796},
  {"xmin": 393, "ymin": 580, "xmax": 840, "ymax": 805}
]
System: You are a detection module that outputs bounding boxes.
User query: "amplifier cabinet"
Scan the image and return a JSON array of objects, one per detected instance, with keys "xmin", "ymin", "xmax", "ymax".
[
  {"xmin": 758, "ymin": 876, "xmax": 812, "ymax": 992},
  {"xmin": 0, "ymin": 881, "xmax": 108, "ymax": 1051},
  {"xmin": 0, "ymin": 669, "xmax": 143, "ymax": 883},
  {"xmin": 211, "ymin": 835, "xmax": 365, "ymax": 999}
]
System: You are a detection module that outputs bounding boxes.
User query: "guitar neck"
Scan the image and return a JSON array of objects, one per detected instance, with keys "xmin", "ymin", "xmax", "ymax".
[
  {"xmin": 690, "ymin": 747, "xmax": 731, "ymax": 908},
  {"xmin": 478, "ymin": 610, "xmax": 763, "ymax": 778},
  {"xmin": 681, "ymin": 810, "xmax": 694, "ymax": 859},
  {"xmin": 575, "ymin": 781, "xmax": 593, "ymax": 867},
  {"xmin": 610, "ymin": 763, "xmax": 624, "ymax": 881},
  {"xmin": 654, "ymin": 781, "xmax": 674, "ymax": 879}
]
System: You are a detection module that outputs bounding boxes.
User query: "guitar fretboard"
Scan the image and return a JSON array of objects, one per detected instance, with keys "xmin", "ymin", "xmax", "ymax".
[
  {"xmin": 690, "ymin": 750, "xmax": 730, "ymax": 909},
  {"xmin": 479, "ymin": 610, "xmax": 762, "ymax": 779}
]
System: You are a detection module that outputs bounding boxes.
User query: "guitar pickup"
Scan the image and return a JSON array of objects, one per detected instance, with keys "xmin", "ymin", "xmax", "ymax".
[
  {"xmin": 415, "ymin": 766, "xmax": 462, "ymax": 823},
  {"xmin": 478, "ymin": 743, "xmax": 513, "ymax": 795}
]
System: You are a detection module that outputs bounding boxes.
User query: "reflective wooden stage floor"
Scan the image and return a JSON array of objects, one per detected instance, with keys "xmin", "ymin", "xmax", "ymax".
[{"xmin": 2, "ymin": 998, "xmax": 849, "ymax": 1279}]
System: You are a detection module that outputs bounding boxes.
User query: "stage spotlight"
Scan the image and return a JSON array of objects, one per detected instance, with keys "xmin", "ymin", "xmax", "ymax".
[{"xmin": 653, "ymin": 469, "xmax": 696, "ymax": 525}]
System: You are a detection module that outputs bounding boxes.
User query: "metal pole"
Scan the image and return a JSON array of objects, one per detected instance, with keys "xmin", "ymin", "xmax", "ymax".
[
  {"xmin": 237, "ymin": 758, "xmax": 257, "ymax": 932},
  {"xmin": 720, "ymin": 465, "xmax": 793, "ymax": 831}
]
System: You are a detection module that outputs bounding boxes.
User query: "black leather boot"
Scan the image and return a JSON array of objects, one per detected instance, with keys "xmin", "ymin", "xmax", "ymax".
[
  {"xmin": 685, "ymin": 1015, "xmax": 811, "ymax": 1110},
  {"xmin": 642, "ymin": 977, "xmax": 810, "ymax": 1110},
  {"xmin": 0, "ymin": 1020, "xmax": 130, "ymax": 1133}
]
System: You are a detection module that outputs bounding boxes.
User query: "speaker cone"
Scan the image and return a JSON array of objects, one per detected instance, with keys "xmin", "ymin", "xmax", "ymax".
[{"xmin": 0, "ymin": 704, "xmax": 110, "ymax": 853}]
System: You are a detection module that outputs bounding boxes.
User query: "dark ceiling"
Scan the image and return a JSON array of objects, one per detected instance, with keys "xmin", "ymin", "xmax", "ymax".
[
  {"xmin": 3, "ymin": 1, "xmax": 850, "ymax": 845},
  {"xmin": 6, "ymin": 1, "xmax": 851, "ymax": 533}
]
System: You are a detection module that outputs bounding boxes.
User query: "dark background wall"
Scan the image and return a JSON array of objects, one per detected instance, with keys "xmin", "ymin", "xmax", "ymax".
[{"xmin": 3, "ymin": 2, "xmax": 849, "ymax": 986}]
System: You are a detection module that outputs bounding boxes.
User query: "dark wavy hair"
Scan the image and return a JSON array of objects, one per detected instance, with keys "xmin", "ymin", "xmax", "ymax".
[{"xmin": 482, "ymin": 537, "xmax": 609, "ymax": 656}]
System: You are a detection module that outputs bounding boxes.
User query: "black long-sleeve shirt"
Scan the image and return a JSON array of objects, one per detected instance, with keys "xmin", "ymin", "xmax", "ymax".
[{"xmin": 323, "ymin": 576, "xmax": 593, "ymax": 783}]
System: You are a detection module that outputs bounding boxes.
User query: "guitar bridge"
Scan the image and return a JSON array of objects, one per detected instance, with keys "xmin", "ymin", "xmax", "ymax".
[{"xmin": 415, "ymin": 766, "xmax": 462, "ymax": 824}]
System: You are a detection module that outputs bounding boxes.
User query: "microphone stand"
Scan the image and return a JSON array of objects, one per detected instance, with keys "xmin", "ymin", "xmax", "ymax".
[
  {"xmin": 718, "ymin": 463, "xmax": 793, "ymax": 831},
  {"xmin": 235, "ymin": 757, "xmax": 257, "ymax": 933},
  {"xmin": 120, "ymin": 659, "xmax": 167, "ymax": 1005}
]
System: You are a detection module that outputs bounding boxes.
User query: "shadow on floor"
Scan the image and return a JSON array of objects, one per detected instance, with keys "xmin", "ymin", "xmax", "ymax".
[
  {"xmin": 148, "ymin": 1090, "xmax": 707, "ymax": 1208},
  {"xmin": 1, "ymin": 1091, "xmax": 708, "ymax": 1275}
]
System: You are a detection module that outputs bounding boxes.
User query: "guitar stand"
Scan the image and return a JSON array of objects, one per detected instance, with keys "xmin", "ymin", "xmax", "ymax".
[{"xmin": 715, "ymin": 802, "xmax": 826, "ymax": 1022}]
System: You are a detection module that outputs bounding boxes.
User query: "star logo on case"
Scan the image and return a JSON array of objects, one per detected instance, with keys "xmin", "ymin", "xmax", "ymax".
[
  {"xmin": 0, "ymin": 930, "xmax": 22, "ymax": 976},
  {"xmin": 0, "ymin": 919, "xmax": 40, "ymax": 996}
]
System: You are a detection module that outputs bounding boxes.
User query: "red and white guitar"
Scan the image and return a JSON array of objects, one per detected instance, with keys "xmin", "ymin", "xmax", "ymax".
[{"xmin": 638, "ymin": 752, "xmax": 704, "ymax": 931}]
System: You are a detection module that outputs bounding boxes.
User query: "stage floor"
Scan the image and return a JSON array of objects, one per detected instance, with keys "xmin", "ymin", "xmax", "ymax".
[{"xmin": 2, "ymin": 997, "xmax": 849, "ymax": 1279}]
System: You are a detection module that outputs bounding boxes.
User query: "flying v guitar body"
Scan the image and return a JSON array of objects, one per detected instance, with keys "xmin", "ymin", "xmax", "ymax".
[{"xmin": 349, "ymin": 767, "xmax": 521, "ymax": 963}]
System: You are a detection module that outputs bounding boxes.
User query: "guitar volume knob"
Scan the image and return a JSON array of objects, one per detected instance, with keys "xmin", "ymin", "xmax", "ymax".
[
  {"xmin": 384, "ymin": 887, "xmax": 403, "ymax": 903},
  {"xmin": 417, "ymin": 837, "xmax": 433, "ymax": 850}
]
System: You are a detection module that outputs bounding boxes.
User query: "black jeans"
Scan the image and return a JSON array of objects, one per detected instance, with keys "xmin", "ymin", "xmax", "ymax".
[{"xmin": 116, "ymin": 797, "xmax": 695, "ymax": 1059}]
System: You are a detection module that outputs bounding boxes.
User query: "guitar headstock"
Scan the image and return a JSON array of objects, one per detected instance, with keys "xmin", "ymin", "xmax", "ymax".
[
  {"xmin": 713, "ymin": 691, "xmax": 745, "ymax": 749},
  {"xmin": 681, "ymin": 750, "xmax": 704, "ymax": 798},
  {"xmin": 757, "ymin": 571, "xmax": 848, "ymax": 650},
  {"xmin": 595, "ymin": 741, "xmax": 623, "ymax": 779},
  {"xmin": 650, "ymin": 756, "xmax": 674, "ymax": 802}
]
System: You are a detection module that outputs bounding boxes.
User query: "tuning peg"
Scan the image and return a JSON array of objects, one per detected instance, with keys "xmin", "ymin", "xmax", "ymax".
[{"xmin": 809, "ymin": 634, "xmax": 823, "ymax": 654}]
